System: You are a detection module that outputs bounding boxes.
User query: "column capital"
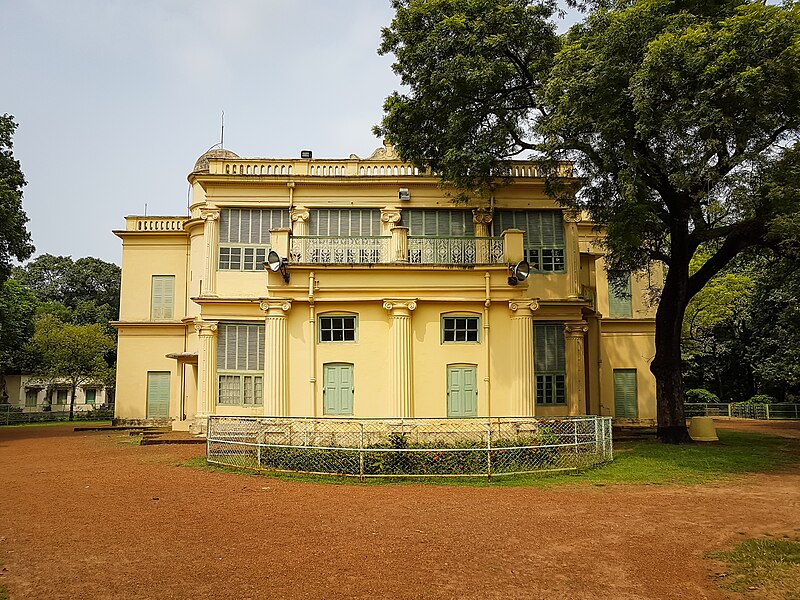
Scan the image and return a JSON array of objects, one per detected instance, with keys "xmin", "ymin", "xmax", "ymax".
[
  {"xmin": 564, "ymin": 321, "xmax": 589, "ymax": 337},
  {"xmin": 380, "ymin": 206, "xmax": 402, "ymax": 225},
  {"xmin": 383, "ymin": 298, "xmax": 417, "ymax": 315},
  {"xmin": 260, "ymin": 299, "xmax": 292, "ymax": 315},
  {"xmin": 291, "ymin": 206, "xmax": 310, "ymax": 223},
  {"xmin": 563, "ymin": 209, "xmax": 581, "ymax": 223},
  {"xmin": 508, "ymin": 299, "xmax": 539, "ymax": 315},
  {"xmin": 472, "ymin": 208, "xmax": 494, "ymax": 225},
  {"xmin": 200, "ymin": 208, "xmax": 220, "ymax": 222},
  {"xmin": 194, "ymin": 320, "xmax": 218, "ymax": 335}
]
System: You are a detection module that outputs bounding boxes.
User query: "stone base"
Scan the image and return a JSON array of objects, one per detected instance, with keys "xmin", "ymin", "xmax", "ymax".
[{"xmin": 188, "ymin": 416, "xmax": 208, "ymax": 436}]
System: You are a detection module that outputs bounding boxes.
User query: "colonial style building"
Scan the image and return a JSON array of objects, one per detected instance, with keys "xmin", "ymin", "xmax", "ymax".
[{"xmin": 113, "ymin": 142, "xmax": 657, "ymax": 432}]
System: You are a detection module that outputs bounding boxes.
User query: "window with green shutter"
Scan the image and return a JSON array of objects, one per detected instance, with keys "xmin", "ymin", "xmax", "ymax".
[
  {"xmin": 85, "ymin": 389, "xmax": 96, "ymax": 404},
  {"xmin": 493, "ymin": 211, "xmax": 565, "ymax": 272},
  {"xmin": 613, "ymin": 369, "xmax": 638, "ymax": 418},
  {"xmin": 218, "ymin": 208, "xmax": 289, "ymax": 271},
  {"xmin": 25, "ymin": 389, "xmax": 38, "ymax": 407},
  {"xmin": 402, "ymin": 209, "xmax": 474, "ymax": 237},
  {"xmin": 608, "ymin": 274, "xmax": 633, "ymax": 318},
  {"xmin": 151, "ymin": 275, "xmax": 175, "ymax": 320},
  {"xmin": 309, "ymin": 209, "xmax": 382, "ymax": 237},
  {"xmin": 216, "ymin": 323, "xmax": 265, "ymax": 405},
  {"xmin": 535, "ymin": 323, "xmax": 566, "ymax": 405}
]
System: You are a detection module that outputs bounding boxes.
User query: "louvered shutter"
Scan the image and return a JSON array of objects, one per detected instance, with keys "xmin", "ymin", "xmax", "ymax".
[
  {"xmin": 151, "ymin": 276, "xmax": 174, "ymax": 320},
  {"xmin": 614, "ymin": 369, "xmax": 638, "ymax": 418},
  {"xmin": 608, "ymin": 274, "xmax": 633, "ymax": 318}
]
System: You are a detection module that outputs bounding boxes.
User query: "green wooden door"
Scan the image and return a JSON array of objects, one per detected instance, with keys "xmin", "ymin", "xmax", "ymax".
[
  {"xmin": 613, "ymin": 369, "xmax": 638, "ymax": 418},
  {"xmin": 146, "ymin": 372, "xmax": 171, "ymax": 419},
  {"xmin": 447, "ymin": 366, "xmax": 477, "ymax": 417},
  {"xmin": 323, "ymin": 363, "xmax": 354, "ymax": 415}
]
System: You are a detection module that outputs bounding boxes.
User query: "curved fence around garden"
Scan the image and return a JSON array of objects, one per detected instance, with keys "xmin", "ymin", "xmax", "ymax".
[{"xmin": 206, "ymin": 415, "xmax": 613, "ymax": 480}]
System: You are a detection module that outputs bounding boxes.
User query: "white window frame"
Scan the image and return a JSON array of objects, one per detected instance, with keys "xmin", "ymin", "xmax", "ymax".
[
  {"xmin": 441, "ymin": 315, "xmax": 481, "ymax": 343},
  {"xmin": 318, "ymin": 314, "xmax": 358, "ymax": 343}
]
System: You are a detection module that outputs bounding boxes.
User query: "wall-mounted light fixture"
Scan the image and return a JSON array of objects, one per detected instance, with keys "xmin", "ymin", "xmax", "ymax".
[
  {"xmin": 508, "ymin": 260, "xmax": 530, "ymax": 286},
  {"xmin": 398, "ymin": 188, "xmax": 411, "ymax": 201},
  {"xmin": 264, "ymin": 250, "xmax": 290, "ymax": 283}
]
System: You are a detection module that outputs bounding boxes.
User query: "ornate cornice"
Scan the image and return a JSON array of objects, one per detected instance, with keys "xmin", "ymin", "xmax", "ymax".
[{"xmin": 260, "ymin": 299, "xmax": 292, "ymax": 314}]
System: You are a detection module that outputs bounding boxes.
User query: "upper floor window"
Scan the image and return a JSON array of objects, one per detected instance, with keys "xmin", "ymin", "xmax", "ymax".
[
  {"xmin": 309, "ymin": 209, "xmax": 381, "ymax": 237},
  {"xmin": 319, "ymin": 314, "xmax": 357, "ymax": 342},
  {"xmin": 535, "ymin": 322, "xmax": 566, "ymax": 405},
  {"xmin": 442, "ymin": 316, "xmax": 480, "ymax": 343},
  {"xmin": 493, "ymin": 211, "xmax": 565, "ymax": 272},
  {"xmin": 219, "ymin": 208, "xmax": 289, "ymax": 271},
  {"xmin": 151, "ymin": 275, "xmax": 175, "ymax": 320},
  {"xmin": 608, "ymin": 274, "xmax": 633, "ymax": 318},
  {"xmin": 403, "ymin": 209, "xmax": 474, "ymax": 237}
]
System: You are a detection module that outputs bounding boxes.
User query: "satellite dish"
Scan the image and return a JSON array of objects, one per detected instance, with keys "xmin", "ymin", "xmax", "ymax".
[
  {"xmin": 267, "ymin": 250, "xmax": 282, "ymax": 272},
  {"xmin": 508, "ymin": 260, "xmax": 531, "ymax": 286}
]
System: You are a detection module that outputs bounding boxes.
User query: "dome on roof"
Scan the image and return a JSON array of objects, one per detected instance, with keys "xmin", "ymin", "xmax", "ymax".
[{"xmin": 193, "ymin": 148, "xmax": 240, "ymax": 172}]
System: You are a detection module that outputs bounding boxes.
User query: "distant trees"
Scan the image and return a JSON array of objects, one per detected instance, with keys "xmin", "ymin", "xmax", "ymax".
[{"xmin": 0, "ymin": 114, "xmax": 34, "ymax": 284}]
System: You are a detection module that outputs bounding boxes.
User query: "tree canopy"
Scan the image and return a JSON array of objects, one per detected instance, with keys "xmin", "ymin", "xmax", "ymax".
[
  {"xmin": 0, "ymin": 115, "xmax": 33, "ymax": 284},
  {"xmin": 377, "ymin": 0, "xmax": 800, "ymax": 442}
]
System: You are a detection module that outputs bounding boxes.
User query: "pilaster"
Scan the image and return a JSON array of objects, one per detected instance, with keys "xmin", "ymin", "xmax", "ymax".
[
  {"xmin": 509, "ymin": 300, "xmax": 539, "ymax": 416},
  {"xmin": 473, "ymin": 208, "xmax": 493, "ymax": 263},
  {"xmin": 564, "ymin": 321, "xmax": 589, "ymax": 416},
  {"xmin": 261, "ymin": 299, "xmax": 292, "ymax": 416},
  {"xmin": 563, "ymin": 210, "xmax": 582, "ymax": 299},
  {"xmin": 192, "ymin": 320, "xmax": 218, "ymax": 434},
  {"xmin": 383, "ymin": 299, "xmax": 416, "ymax": 417},
  {"xmin": 200, "ymin": 208, "xmax": 220, "ymax": 297}
]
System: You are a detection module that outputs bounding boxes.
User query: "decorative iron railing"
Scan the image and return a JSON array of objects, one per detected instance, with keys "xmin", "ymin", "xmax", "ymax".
[
  {"xmin": 206, "ymin": 415, "xmax": 613, "ymax": 480},
  {"xmin": 289, "ymin": 236, "xmax": 390, "ymax": 264},
  {"xmin": 408, "ymin": 236, "xmax": 505, "ymax": 265}
]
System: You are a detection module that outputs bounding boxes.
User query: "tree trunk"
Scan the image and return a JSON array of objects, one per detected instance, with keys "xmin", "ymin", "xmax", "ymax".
[
  {"xmin": 69, "ymin": 385, "xmax": 76, "ymax": 422},
  {"xmin": 651, "ymin": 253, "xmax": 694, "ymax": 444}
]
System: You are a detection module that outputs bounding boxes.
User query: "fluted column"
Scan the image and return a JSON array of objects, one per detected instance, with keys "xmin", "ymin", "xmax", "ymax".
[
  {"xmin": 200, "ymin": 208, "xmax": 220, "ymax": 297},
  {"xmin": 383, "ymin": 299, "xmax": 416, "ymax": 417},
  {"xmin": 563, "ymin": 210, "xmax": 582, "ymax": 299},
  {"xmin": 193, "ymin": 320, "xmax": 218, "ymax": 434},
  {"xmin": 509, "ymin": 300, "xmax": 539, "ymax": 416},
  {"xmin": 291, "ymin": 206, "xmax": 310, "ymax": 262},
  {"xmin": 261, "ymin": 300, "xmax": 292, "ymax": 416},
  {"xmin": 565, "ymin": 322, "xmax": 589, "ymax": 416},
  {"xmin": 473, "ymin": 208, "xmax": 493, "ymax": 263}
]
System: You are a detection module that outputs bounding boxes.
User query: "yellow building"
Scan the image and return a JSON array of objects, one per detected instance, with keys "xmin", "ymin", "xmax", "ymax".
[{"xmin": 113, "ymin": 142, "xmax": 657, "ymax": 433}]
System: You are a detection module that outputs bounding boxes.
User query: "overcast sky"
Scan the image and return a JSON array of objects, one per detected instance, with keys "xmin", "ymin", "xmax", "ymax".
[{"xmin": 3, "ymin": 1, "xmax": 579, "ymax": 266}]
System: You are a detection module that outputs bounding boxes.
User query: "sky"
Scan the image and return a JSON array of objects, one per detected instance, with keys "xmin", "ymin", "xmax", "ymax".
[{"xmin": 2, "ymin": 0, "xmax": 580, "ymax": 266}]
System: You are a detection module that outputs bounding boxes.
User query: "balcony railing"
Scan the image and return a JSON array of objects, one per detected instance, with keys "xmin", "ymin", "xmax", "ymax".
[
  {"xmin": 289, "ymin": 236, "xmax": 391, "ymax": 264},
  {"xmin": 408, "ymin": 236, "xmax": 505, "ymax": 265}
]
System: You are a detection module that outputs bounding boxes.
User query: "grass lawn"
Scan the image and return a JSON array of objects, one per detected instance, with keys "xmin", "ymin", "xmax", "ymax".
[
  {"xmin": 711, "ymin": 537, "xmax": 800, "ymax": 598},
  {"xmin": 185, "ymin": 429, "xmax": 800, "ymax": 487}
]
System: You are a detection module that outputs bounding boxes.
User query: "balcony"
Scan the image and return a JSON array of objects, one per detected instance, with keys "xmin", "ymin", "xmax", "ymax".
[
  {"xmin": 408, "ymin": 236, "xmax": 505, "ymax": 265},
  {"xmin": 289, "ymin": 236, "xmax": 390, "ymax": 264}
]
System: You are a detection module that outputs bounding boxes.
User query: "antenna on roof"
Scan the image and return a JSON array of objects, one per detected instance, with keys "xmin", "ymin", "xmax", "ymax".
[{"xmin": 220, "ymin": 110, "xmax": 225, "ymax": 149}]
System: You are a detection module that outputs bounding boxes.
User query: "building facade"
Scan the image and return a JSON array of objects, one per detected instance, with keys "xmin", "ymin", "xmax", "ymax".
[
  {"xmin": 113, "ymin": 143, "xmax": 657, "ymax": 432},
  {"xmin": 2, "ymin": 374, "xmax": 111, "ymax": 413}
]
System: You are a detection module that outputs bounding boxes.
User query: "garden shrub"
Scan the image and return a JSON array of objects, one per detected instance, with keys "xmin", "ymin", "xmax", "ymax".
[
  {"xmin": 685, "ymin": 388, "xmax": 720, "ymax": 403},
  {"xmin": 745, "ymin": 394, "xmax": 777, "ymax": 405}
]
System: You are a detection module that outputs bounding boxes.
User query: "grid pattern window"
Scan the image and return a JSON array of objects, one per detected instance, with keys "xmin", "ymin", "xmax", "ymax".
[
  {"xmin": 403, "ymin": 209, "xmax": 475, "ymax": 237},
  {"xmin": 493, "ymin": 211, "xmax": 565, "ymax": 272},
  {"xmin": 309, "ymin": 209, "xmax": 382, "ymax": 237},
  {"xmin": 216, "ymin": 323, "xmax": 265, "ymax": 405},
  {"xmin": 608, "ymin": 274, "xmax": 633, "ymax": 318},
  {"xmin": 319, "ymin": 315, "xmax": 357, "ymax": 342},
  {"xmin": 151, "ymin": 275, "xmax": 175, "ymax": 320},
  {"xmin": 535, "ymin": 323, "xmax": 566, "ymax": 405},
  {"xmin": 218, "ymin": 208, "xmax": 289, "ymax": 271},
  {"xmin": 442, "ymin": 316, "xmax": 480, "ymax": 343}
]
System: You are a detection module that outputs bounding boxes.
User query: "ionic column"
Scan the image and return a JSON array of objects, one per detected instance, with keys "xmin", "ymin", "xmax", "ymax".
[
  {"xmin": 564, "ymin": 322, "xmax": 589, "ymax": 416},
  {"xmin": 261, "ymin": 300, "xmax": 292, "ymax": 416},
  {"xmin": 472, "ymin": 208, "xmax": 493, "ymax": 263},
  {"xmin": 382, "ymin": 207, "xmax": 403, "ymax": 263},
  {"xmin": 563, "ymin": 210, "xmax": 582, "ymax": 299},
  {"xmin": 383, "ymin": 299, "xmax": 416, "ymax": 417},
  {"xmin": 200, "ymin": 208, "xmax": 220, "ymax": 297},
  {"xmin": 509, "ymin": 300, "xmax": 539, "ymax": 416},
  {"xmin": 291, "ymin": 206, "xmax": 310, "ymax": 262},
  {"xmin": 193, "ymin": 320, "xmax": 218, "ymax": 433}
]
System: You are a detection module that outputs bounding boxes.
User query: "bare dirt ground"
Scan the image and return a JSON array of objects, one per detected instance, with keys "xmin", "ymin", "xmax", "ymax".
[{"xmin": 1, "ymin": 423, "xmax": 799, "ymax": 600}]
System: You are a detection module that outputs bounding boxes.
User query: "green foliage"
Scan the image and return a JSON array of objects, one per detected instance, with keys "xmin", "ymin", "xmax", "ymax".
[
  {"xmin": 0, "ymin": 115, "xmax": 34, "ymax": 284},
  {"xmin": 0, "ymin": 279, "xmax": 38, "ymax": 375},
  {"xmin": 685, "ymin": 388, "xmax": 720, "ymax": 404},
  {"xmin": 745, "ymin": 394, "xmax": 777, "ymax": 405}
]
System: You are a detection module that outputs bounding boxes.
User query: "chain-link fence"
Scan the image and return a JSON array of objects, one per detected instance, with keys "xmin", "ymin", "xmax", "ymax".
[{"xmin": 207, "ymin": 415, "xmax": 613, "ymax": 480}]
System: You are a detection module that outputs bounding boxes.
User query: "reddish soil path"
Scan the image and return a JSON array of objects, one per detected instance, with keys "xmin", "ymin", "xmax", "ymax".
[{"xmin": 1, "ymin": 424, "xmax": 799, "ymax": 600}]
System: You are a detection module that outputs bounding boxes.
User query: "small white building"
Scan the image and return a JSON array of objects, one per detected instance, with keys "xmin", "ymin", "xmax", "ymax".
[{"xmin": 2, "ymin": 374, "xmax": 111, "ymax": 413}]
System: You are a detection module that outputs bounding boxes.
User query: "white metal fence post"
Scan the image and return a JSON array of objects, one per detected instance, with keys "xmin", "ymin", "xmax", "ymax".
[{"xmin": 486, "ymin": 422, "xmax": 492, "ymax": 482}]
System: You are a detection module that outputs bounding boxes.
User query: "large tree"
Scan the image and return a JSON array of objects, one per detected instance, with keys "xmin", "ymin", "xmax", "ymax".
[
  {"xmin": 376, "ymin": 0, "xmax": 800, "ymax": 442},
  {"xmin": 0, "ymin": 115, "xmax": 34, "ymax": 284},
  {"xmin": 0, "ymin": 279, "xmax": 39, "ymax": 403},
  {"xmin": 28, "ymin": 314, "xmax": 115, "ymax": 421}
]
